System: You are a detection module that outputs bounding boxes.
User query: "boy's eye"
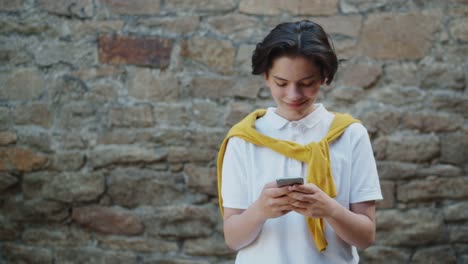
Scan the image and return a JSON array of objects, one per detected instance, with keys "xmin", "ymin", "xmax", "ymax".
[{"xmin": 275, "ymin": 82, "xmax": 287, "ymax": 87}]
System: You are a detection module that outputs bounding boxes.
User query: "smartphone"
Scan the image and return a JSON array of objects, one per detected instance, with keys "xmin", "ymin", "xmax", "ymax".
[{"xmin": 276, "ymin": 177, "xmax": 304, "ymax": 187}]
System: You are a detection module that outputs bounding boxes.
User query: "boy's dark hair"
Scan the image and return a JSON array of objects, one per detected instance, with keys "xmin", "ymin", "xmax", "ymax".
[{"xmin": 252, "ymin": 20, "xmax": 337, "ymax": 85}]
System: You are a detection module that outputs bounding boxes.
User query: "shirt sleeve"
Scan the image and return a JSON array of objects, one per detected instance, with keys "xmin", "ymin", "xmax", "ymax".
[
  {"xmin": 349, "ymin": 124, "xmax": 383, "ymax": 204},
  {"xmin": 221, "ymin": 137, "xmax": 249, "ymax": 209}
]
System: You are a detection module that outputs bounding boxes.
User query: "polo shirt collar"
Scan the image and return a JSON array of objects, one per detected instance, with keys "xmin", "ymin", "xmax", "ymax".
[{"xmin": 264, "ymin": 104, "xmax": 327, "ymax": 130}]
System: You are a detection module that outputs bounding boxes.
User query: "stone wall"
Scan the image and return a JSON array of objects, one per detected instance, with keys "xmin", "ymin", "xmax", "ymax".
[{"xmin": 0, "ymin": 0, "xmax": 467, "ymax": 263}]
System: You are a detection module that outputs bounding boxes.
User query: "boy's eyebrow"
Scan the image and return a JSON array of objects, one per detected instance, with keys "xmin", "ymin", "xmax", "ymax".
[{"xmin": 273, "ymin": 75, "xmax": 317, "ymax": 82}]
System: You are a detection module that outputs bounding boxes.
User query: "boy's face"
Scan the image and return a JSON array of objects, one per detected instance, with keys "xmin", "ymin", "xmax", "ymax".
[{"xmin": 264, "ymin": 55, "xmax": 324, "ymax": 121}]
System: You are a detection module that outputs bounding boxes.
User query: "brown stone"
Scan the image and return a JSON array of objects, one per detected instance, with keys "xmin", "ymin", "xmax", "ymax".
[
  {"xmin": 192, "ymin": 100, "xmax": 225, "ymax": 127},
  {"xmin": 239, "ymin": 0, "xmax": 338, "ymax": 15},
  {"xmin": 97, "ymin": 235, "xmax": 178, "ymax": 253},
  {"xmin": 184, "ymin": 164, "xmax": 217, "ymax": 196},
  {"xmin": 440, "ymin": 132, "xmax": 468, "ymax": 165},
  {"xmin": 168, "ymin": 147, "xmax": 217, "ymax": 163},
  {"xmin": 374, "ymin": 133, "xmax": 439, "ymax": 162},
  {"xmin": 56, "ymin": 102, "xmax": 97, "ymax": 129},
  {"xmin": 85, "ymin": 81, "xmax": 119, "ymax": 102},
  {"xmin": 376, "ymin": 161, "xmax": 419, "ymax": 180},
  {"xmin": 99, "ymin": 35, "xmax": 172, "ymax": 68},
  {"xmin": 153, "ymin": 103, "xmax": 191, "ymax": 126},
  {"xmin": 3, "ymin": 147, "xmax": 48, "ymax": 172},
  {"xmin": 419, "ymin": 58, "xmax": 465, "ymax": 91},
  {"xmin": 224, "ymin": 101, "xmax": 254, "ymax": 126},
  {"xmin": 129, "ymin": 69, "xmax": 180, "ymax": 102},
  {"xmin": 207, "ymin": 14, "xmax": 260, "ymax": 41},
  {"xmin": 0, "ymin": 131, "xmax": 17, "ymax": 146},
  {"xmin": 98, "ymin": 130, "xmax": 137, "ymax": 145},
  {"xmin": 72, "ymin": 205, "xmax": 144, "ymax": 235},
  {"xmin": 360, "ymin": 246, "xmax": 411, "ymax": 264},
  {"xmin": 55, "ymin": 247, "xmax": 137, "ymax": 264},
  {"xmin": 232, "ymin": 75, "xmax": 264, "ymax": 99},
  {"xmin": 70, "ymin": 20, "xmax": 125, "ymax": 36},
  {"xmin": 181, "ymin": 36, "xmax": 235, "ymax": 75},
  {"xmin": 358, "ymin": 104, "xmax": 401, "ymax": 134},
  {"xmin": 100, "ymin": 0, "xmax": 160, "ymax": 15},
  {"xmin": 164, "ymin": 0, "xmax": 237, "ymax": 12},
  {"xmin": 22, "ymin": 226, "xmax": 91, "ymax": 247},
  {"xmin": 359, "ymin": 13, "xmax": 441, "ymax": 59},
  {"xmin": 339, "ymin": 63, "xmax": 382, "ymax": 88},
  {"xmin": 431, "ymin": 91, "xmax": 468, "ymax": 118},
  {"xmin": 397, "ymin": 177, "xmax": 468, "ymax": 202},
  {"xmin": 138, "ymin": 16, "xmax": 200, "ymax": 35},
  {"xmin": 50, "ymin": 152, "xmax": 85, "ymax": 171},
  {"xmin": 39, "ymin": 0, "xmax": 93, "ymax": 18},
  {"xmin": 402, "ymin": 111, "xmax": 464, "ymax": 132},
  {"xmin": 313, "ymin": 15, "xmax": 363, "ymax": 38},
  {"xmin": 0, "ymin": 215, "xmax": 19, "ymax": 240},
  {"xmin": 236, "ymin": 44, "xmax": 256, "ymax": 73},
  {"xmin": 71, "ymin": 66, "xmax": 126, "ymax": 81},
  {"xmin": 190, "ymin": 76, "xmax": 234, "ymax": 99},
  {"xmin": 184, "ymin": 233, "xmax": 233, "ymax": 256},
  {"xmin": 109, "ymin": 105, "xmax": 154, "ymax": 128},
  {"xmin": 13, "ymin": 103, "xmax": 52, "ymax": 128},
  {"xmin": 377, "ymin": 181, "xmax": 394, "ymax": 209}
]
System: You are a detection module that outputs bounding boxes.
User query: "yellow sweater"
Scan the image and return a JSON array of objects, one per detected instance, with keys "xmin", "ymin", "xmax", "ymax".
[{"xmin": 217, "ymin": 109, "xmax": 360, "ymax": 252}]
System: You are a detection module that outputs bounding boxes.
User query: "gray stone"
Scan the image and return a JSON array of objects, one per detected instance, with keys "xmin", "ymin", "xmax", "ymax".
[
  {"xmin": 236, "ymin": 44, "xmax": 255, "ymax": 73},
  {"xmin": 137, "ymin": 204, "xmax": 217, "ymax": 238},
  {"xmin": 374, "ymin": 132, "xmax": 439, "ymax": 162},
  {"xmin": 449, "ymin": 225, "xmax": 468, "ymax": 243},
  {"xmin": 440, "ymin": 132, "xmax": 468, "ymax": 165},
  {"xmin": 16, "ymin": 128, "xmax": 52, "ymax": 153},
  {"xmin": 0, "ymin": 131, "xmax": 17, "ymax": 146},
  {"xmin": 371, "ymin": 85, "xmax": 426, "ymax": 108},
  {"xmin": 0, "ymin": 173, "xmax": 18, "ymax": 192},
  {"xmin": 184, "ymin": 233, "xmax": 233, "ymax": 256},
  {"xmin": 444, "ymin": 202, "xmax": 468, "ymax": 221},
  {"xmin": 129, "ymin": 69, "xmax": 180, "ymax": 102},
  {"xmin": 33, "ymin": 40, "xmax": 95, "ymax": 66},
  {"xmin": 3, "ymin": 196, "xmax": 69, "ymax": 222},
  {"xmin": 239, "ymin": 0, "xmax": 338, "ymax": 15},
  {"xmin": 192, "ymin": 100, "xmax": 225, "ymax": 127},
  {"xmin": 84, "ymin": 81, "xmax": 119, "ymax": 102},
  {"xmin": 168, "ymin": 146, "xmax": 217, "ymax": 163},
  {"xmin": 49, "ymin": 75, "xmax": 88, "ymax": 104},
  {"xmin": 449, "ymin": 17, "xmax": 468, "ymax": 42},
  {"xmin": 56, "ymin": 102, "xmax": 98, "ymax": 129},
  {"xmin": 189, "ymin": 128, "xmax": 227, "ymax": 150},
  {"xmin": 0, "ymin": 15, "xmax": 50, "ymax": 35},
  {"xmin": 412, "ymin": 246, "xmax": 457, "ymax": 264},
  {"xmin": 50, "ymin": 152, "xmax": 85, "ymax": 171},
  {"xmin": 0, "ymin": 0, "xmax": 24, "ymax": 11},
  {"xmin": 97, "ymin": 235, "xmax": 178, "ymax": 253},
  {"xmin": 384, "ymin": 62, "xmax": 419, "ymax": 86},
  {"xmin": 109, "ymin": 105, "xmax": 154, "ymax": 128},
  {"xmin": 2, "ymin": 243, "xmax": 53, "ymax": 264},
  {"xmin": 100, "ymin": 0, "xmax": 160, "ymax": 15},
  {"xmin": 0, "ymin": 215, "xmax": 19, "ymax": 240},
  {"xmin": 107, "ymin": 168, "xmax": 186, "ymax": 208},
  {"xmin": 397, "ymin": 177, "xmax": 468, "ymax": 202},
  {"xmin": 357, "ymin": 104, "xmax": 402, "ymax": 134},
  {"xmin": 0, "ymin": 107, "xmax": 11, "ymax": 130},
  {"xmin": 55, "ymin": 247, "xmax": 137, "ymax": 264},
  {"xmin": 138, "ymin": 16, "xmax": 200, "ymax": 35},
  {"xmin": 330, "ymin": 86, "xmax": 365, "ymax": 103},
  {"xmin": 0, "ymin": 68, "xmax": 45, "ymax": 100},
  {"xmin": 338, "ymin": 63, "xmax": 382, "ymax": 88},
  {"xmin": 232, "ymin": 75, "xmax": 264, "ymax": 99},
  {"xmin": 165, "ymin": 0, "xmax": 237, "ymax": 12},
  {"xmin": 419, "ymin": 58, "xmax": 465, "ymax": 90},
  {"xmin": 98, "ymin": 130, "xmax": 137, "ymax": 145},
  {"xmin": 154, "ymin": 103, "xmax": 191, "ymax": 126},
  {"xmin": 39, "ymin": 0, "xmax": 94, "ymax": 18},
  {"xmin": 377, "ymin": 209, "xmax": 444, "ymax": 246},
  {"xmin": 416, "ymin": 164, "xmax": 463, "ymax": 178},
  {"xmin": 224, "ymin": 101, "xmax": 254, "ymax": 126},
  {"xmin": 377, "ymin": 181, "xmax": 394, "ymax": 209},
  {"xmin": 207, "ymin": 14, "xmax": 260, "ymax": 41},
  {"xmin": 312, "ymin": 15, "xmax": 362, "ymax": 38},
  {"xmin": 184, "ymin": 164, "xmax": 217, "ymax": 196},
  {"xmin": 22, "ymin": 226, "xmax": 90, "ymax": 247},
  {"xmin": 359, "ymin": 245, "xmax": 411, "ymax": 264},
  {"xmin": 376, "ymin": 161, "xmax": 419, "ymax": 180},
  {"xmin": 23, "ymin": 171, "xmax": 105, "ymax": 203},
  {"xmin": 69, "ymin": 20, "xmax": 125, "ymax": 37},
  {"xmin": 88, "ymin": 145, "xmax": 167, "ymax": 169},
  {"xmin": 340, "ymin": 0, "xmax": 388, "ymax": 13}
]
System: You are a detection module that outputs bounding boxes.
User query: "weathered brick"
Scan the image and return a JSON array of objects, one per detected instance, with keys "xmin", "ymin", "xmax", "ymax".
[
  {"xmin": 0, "ymin": 68, "xmax": 45, "ymax": 100},
  {"xmin": 359, "ymin": 13, "xmax": 441, "ymax": 59},
  {"xmin": 23, "ymin": 171, "xmax": 105, "ymax": 203},
  {"xmin": 100, "ymin": 0, "xmax": 160, "ymax": 15},
  {"xmin": 377, "ymin": 209, "xmax": 444, "ymax": 246},
  {"xmin": 34, "ymin": 40, "xmax": 95, "ymax": 66},
  {"xmin": 165, "ymin": 0, "xmax": 237, "ymax": 12},
  {"xmin": 397, "ymin": 177, "xmax": 468, "ymax": 202},
  {"xmin": 129, "ymin": 69, "xmax": 180, "ymax": 101},
  {"xmin": 239, "ymin": 0, "xmax": 338, "ymax": 15},
  {"xmin": 107, "ymin": 168, "xmax": 186, "ymax": 208},
  {"xmin": 0, "ymin": 0, "xmax": 24, "ymax": 11},
  {"xmin": 56, "ymin": 102, "xmax": 97, "ymax": 129},
  {"xmin": 99, "ymin": 35, "xmax": 172, "ymax": 68},
  {"xmin": 412, "ymin": 246, "xmax": 457, "ymax": 264},
  {"xmin": 39, "ymin": 0, "xmax": 93, "ymax": 18},
  {"xmin": 13, "ymin": 103, "xmax": 52, "ymax": 128},
  {"xmin": 181, "ymin": 36, "xmax": 235, "ymax": 75},
  {"xmin": 73, "ymin": 205, "xmax": 144, "ymax": 235},
  {"xmin": 0, "ymin": 131, "xmax": 17, "ymax": 146},
  {"xmin": 109, "ymin": 105, "xmax": 154, "ymax": 128}
]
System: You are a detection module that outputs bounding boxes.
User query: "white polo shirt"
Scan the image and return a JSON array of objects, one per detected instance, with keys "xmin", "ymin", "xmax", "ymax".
[{"xmin": 221, "ymin": 104, "xmax": 383, "ymax": 264}]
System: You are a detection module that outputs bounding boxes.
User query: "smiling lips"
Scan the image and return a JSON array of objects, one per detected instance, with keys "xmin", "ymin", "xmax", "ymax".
[{"xmin": 285, "ymin": 100, "xmax": 307, "ymax": 108}]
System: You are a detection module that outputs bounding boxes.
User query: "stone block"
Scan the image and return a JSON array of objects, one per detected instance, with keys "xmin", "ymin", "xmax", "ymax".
[
  {"xmin": 153, "ymin": 103, "xmax": 191, "ymax": 126},
  {"xmin": 224, "ymin": 101, "xmax": 254, "ymax": 127},
  {"xmin": 338, "ymin": 63, "xmax": 382, "ymax": 89},
  {"xmin": 440, "ymin": 132, "xmax": 468, "ymax": 165},
  {"xmin": 239, "ymin": 0, "xmax": 338, "ymax": 15},
  {"xmin": 430, "ymin": 91, "xmax": 468, "ymax": 118},
  {"xmin": 207, "ymin": 14, "xmax": 260, "ymax": 41},
  {"xmin": 376, "ymin": 161, "xmax": 419, "ymax": 180},
  {"xmin": 397, "ymin": 177, "xmax": 468, "ymax": 202},
  {"xmin": 97, "ymin": 235, "xmax": 178, "ymax": 253},
  {"xmin": 359, "ymin": 245, "xmax": 411, "ymax": 264},
  {"xmin": 0, "ymin": 0, "xmax": 24, "ymax": 11},
  {"xmin": 34, "ymin": 40, "xmax": 95, "ymax": 66},
  {"xmin": 411, "ymin": 246, "xmax": 457, "ymax": 264},
  {"xmin": 89, "ymin": 145, "xmax": 167, "ymax": 169},
  {"xmin": 374, "ymin": 132, "xmax": 439, "ymax": 163},
  {"xmin": 55, "ymin": 247, "xmax": 137, "ymax": 264},
  {"xmin": 0, "ymin": 172, "xmax": 18, "ymax": 192},
  {"xmin": 384, "ymin": 62, "xmax": 419, "ymax": 86},
  {"xmin": 50, "ymin": 152, "xmax": 85, "ymax": 171},
  {"xmin": 192, "ymin": 100, "xmax": 225, "ymax": 127},
  {"xmin": 39, "ymin": 0, "xmax": 93, "ymax": 18},
  {"xmin": 99, "ymin": 35, "xmax": 172, "ymax": 68},
  {"xmin": 359, "ymin": 13, "xmax": 441, "ymax": 59},
  {"xmin": 371, "ymin": 85, "xmax": 426, "ymax": 108},
  {"xmin": 2, "ymin": 243, "xmax": 52, "ymax": 264},
  {"xmin": 0, "ymin": 215, "xmax": 19, "ymax": 240},
  {"xmin": 232, "ymin": 75, "xmax": 264, "ymax": 99},
  {"xmin": 100, "ymin": 0, "xmax": 160, "ymax": 15},
  {"xmin": 72, "ymin": 205, "xmax": 144, "ymax": 235},
  {"xmin": 444, "ymin": 202, "xmax": 468, "ymax": 221},
  {"xmin": 184, "ymin": 233, "xmax": 234, "ymax": 256},
  {"xmin": 1, "ymin": 147, "xmax": 48, "ymax": 172},
  {"xmin": 0, "ymin": 68, "xmax": 45, "ymax": 100},
  {"xmin": 184, "ymin": 164, "xmax": 217, "ymax": 196},
  {"xmin": 377, "ymin": 181, "xmax": 394, "ymax": 209},
  {"xmin": 419, "ymin": 58, "xmax": 465, "ymax": 91},
  {"xmin": 22, "ymin": 226, "xmax": 91, "ymax": 247},
  {"xmin": 109, "ymin": 105, "xmax": 154, "ymax": 128},
  {"xmin": 168, "ymin": 146, "xmax": 216, "ymax": 163},
  {"xmin": 312, "ymin": 15, "xmax": 363, "ymax": 38},
  {"xmin": 190, "ymin": 76, "xmax": 234, "ymax": 99},
  {"xmin": 128, "ymin": 69, "xmax": 180, "ymax": 101},
  {"xmin": 138, "ymin": 16, "xmax": 200, "ymax": 35},
  {"xmin": 0, "ymin": 132, "xmax": 17, "ymax": 146},
  {"xmin": 449, "ymin": 225, "xmax": 468, "ymax": 242},
  {"xmin": 450, "ymin": 17, "xmax": 468, "ymax": 42},
  {"xmin": 165, "ymin": 0, "xmax": 237, "ymax": 12},
  {"xmin": 402, "ymin": 111, "xmax": 463, "ymax": 132},
  {"xmin": 13, "ymin": 103, "xmax": 52, "ymax": 128}
]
